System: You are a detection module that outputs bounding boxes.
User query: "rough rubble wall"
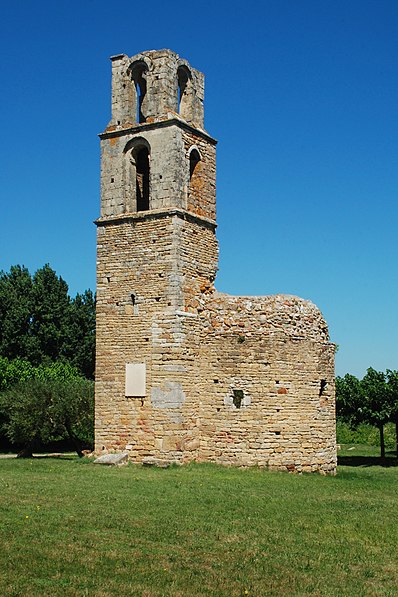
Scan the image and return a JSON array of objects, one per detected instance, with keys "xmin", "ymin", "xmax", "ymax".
[
  {"xmin": 195, "ymin": 338, "xmax": 335, "ymax": 472},
  {"xmin": 194, "ymin": 295, "xmax": 336, "ymax": 473}
]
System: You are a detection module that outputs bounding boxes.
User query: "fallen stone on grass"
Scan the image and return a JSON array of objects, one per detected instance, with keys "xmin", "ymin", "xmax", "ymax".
[{"xmin": 94, "ymin": 452, "xmax": 129, "ymax": 466}]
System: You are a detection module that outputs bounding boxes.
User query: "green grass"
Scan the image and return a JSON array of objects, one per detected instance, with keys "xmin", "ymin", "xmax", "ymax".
[{"xmin": 0, "ymin": 448, "xmax": 397, "ymax": 596}]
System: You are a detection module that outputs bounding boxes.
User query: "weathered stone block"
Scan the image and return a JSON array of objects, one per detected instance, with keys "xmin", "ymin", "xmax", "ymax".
[{"xmin": 93, "ymin": 452, "xmax": 129, "ymax": 466}]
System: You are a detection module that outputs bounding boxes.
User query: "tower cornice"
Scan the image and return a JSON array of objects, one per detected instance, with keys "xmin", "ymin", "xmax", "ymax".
[
  {"xmin": 95, "ymin": 207, "xmax": 217, "ymax": 231},
  {"xmin": 99, "ymin": 117, "xmax": 217, "ymax": 145}
]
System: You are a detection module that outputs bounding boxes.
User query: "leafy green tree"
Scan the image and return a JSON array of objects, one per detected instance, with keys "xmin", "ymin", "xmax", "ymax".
[
  {"xmin": 0, "ymin": 265, "xmax": 95, "ymax": 378},
  {"xmin": 0, "ymin": 266, "xmax": 38, "ymax": 361},
  {"xmin": 63, "ymin": 290, "xmax": 96, "ymax": 379},
  {"xmin": 30, "ymin": 264, "xmax": 70, "ymax": 364},
  {"xmin": 0, "ymin": 361, "xmax": 94, "ymax": 457},
  {"xmin": 336, "ymin": 368, "xmax": 396, "ymax": 459},
  {"xmin": 335, "ymin": 373, "xmax": 363, "ymax": 426},
  {"xmin": 360, "ymin": 368, "xmax": 391, "ymax": 458},
  {"xmin": 0, "ymin": 379, "xmax": 58, "ymax": 457},
  {"xmin": 386, "ymin": 369, "xmax": 398, "ymax": 458},
  {"xmin": 0, "ymin": 356, "xmax": 35, "ymax": 391}
]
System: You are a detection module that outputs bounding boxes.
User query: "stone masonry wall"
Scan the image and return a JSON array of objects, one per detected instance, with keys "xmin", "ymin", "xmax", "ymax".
[
  {"xmin": 194, "ymin": 294, "xmax": 336, "ymax": 473},
  {"xmin": 96, "ymin": 211, "xmax": 336, "ymax": 473},
  {"xmin": 100, "ymin": 122, "xmax": 216, "ymax": 218},
  {"xmin": 95, "ymin": 49, "xmax": 337, "ymax": 474},
  {"xmin": 182, "ymin": 129, "xmax": 216, "ymax": 220},
  {"xmin": 108, "ymin": 49, "xmax": 204, "ymax": 130},
  {"xmin": 95, "ymin": 213, "xmax": 218, "ymax": 460}
]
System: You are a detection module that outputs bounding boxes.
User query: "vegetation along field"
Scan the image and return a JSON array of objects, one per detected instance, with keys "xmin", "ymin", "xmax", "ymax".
[{"xmin": 1, "ymin": 447, "xmax": 397, "ymax": 597}]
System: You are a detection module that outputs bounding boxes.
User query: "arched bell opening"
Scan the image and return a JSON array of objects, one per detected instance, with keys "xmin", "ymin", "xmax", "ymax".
[
  {"xmin": 129, "ymin": 60, "xmax": 148, "ymax": 124},
  {"xmin": 177, "ymin": 65, "xmax": 193, "ymax": 121},
  {"xmin": 134, "ymin": 146, "xmax": 150, "ymax": 211},
  {"xmin": 123, "ymin": 138, "xmax": 151, "ymax": 212}
]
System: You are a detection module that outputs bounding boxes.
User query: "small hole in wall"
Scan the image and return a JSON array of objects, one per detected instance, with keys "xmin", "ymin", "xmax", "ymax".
[
  {"xmin": 110, "ymin": 177, "xmax": 114, "ymax": 183},
  {"xmin": 102, "ymin": 446, "xmax": 105, "ymax": 450},
  {"xmin": 319, "ymin": 379, "xmax": 327, "ymax": 397},
  {"xmin": 144, "ymin": 337, "xmax": 149, "ymax": 342},
  {"xmin": 275, "ymin": 380, "xmax": 279, "ymax": 384},
  {"xmin": 131, "ymin": 294, "xmax": 136, "ymax": 305},
  {"xmin": 159, "ymin": 174, "xmax": 163, "ymax": 179},
  {"xmin": 233, "ymin": 389, "xmax": 244, "ymax": 409},
  {"xmin": 274, "ymin": 431, "xmax": 281, "ymax": 436},
  {"xmin": 276, "ymin": 408, "xmax": 280, "ymax": 412},
  {"xmin": 117, "ymin": 120, "xmax": 120, "ymax": 125},
  {"xmin": 155, "ymin": 297, "xmax": 160, "ymax": 302},
  {"xmin": 217, "ymin": 407, "xmax": 220, "ymax": 412},
  {"xmin": 106, "ymin": 277, "xmax": 111, "ymax": 283},
  {"xmin": 214, "ymin": 379, "xmax": 219, "ymax": 383}
]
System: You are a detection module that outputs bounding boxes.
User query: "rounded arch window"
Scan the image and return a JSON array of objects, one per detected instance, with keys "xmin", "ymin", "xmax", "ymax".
[
  {"xmin": 133, "ymin": 145, "xmax": 150, "ymax": 211},
  {"xmin": 188, "ymin": 146, "xmax": 202, "ymax": 209},
  {"xmin": 124, "ymin": 138, "xmax": 151, "ymax": 212},
  {"xmin": 177, "ymin": 65, "xmax": 192, "ymax": 119},
  {"xmin": 189, "ymin": 148, "xmax": 201, "ymax": 180},
  {"xmin": 130, "ymin": 60, "xmax": 148, "ymax": 123}
]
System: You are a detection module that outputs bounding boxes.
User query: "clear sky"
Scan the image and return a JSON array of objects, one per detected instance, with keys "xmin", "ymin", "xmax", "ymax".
[{"xmin": 1, "ymin": 1, "xmax": 397, "ymax": 378}]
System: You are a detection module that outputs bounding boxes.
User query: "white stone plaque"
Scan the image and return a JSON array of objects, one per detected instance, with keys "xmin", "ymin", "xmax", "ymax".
[{"xmin": 125, "ymin": 363, "xmax": 146, "ymax": 396}]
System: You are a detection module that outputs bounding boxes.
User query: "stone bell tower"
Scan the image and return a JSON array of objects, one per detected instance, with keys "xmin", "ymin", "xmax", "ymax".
[
  {"xmin": 95, "ymin": 49, "xmax": 336, "ymax": 474},
  {"xmin": 95, "ymin": 50, "xmax": 220, "ymax": 456}
]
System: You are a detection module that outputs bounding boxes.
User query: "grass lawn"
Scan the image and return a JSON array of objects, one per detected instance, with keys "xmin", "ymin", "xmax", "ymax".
[{"xmin": 0, "ymin": 447, "xmax": 397, "ymax": 596}]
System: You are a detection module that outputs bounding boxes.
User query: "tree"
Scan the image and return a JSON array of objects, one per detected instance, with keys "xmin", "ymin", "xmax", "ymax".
[
  {"xmin": 63, "ymin": 290, "xmax": 96, "ymax": 379},
  {"xmin": 335, "ymin": 373, "xmax": 363, "ymax": 427},
  {"xmin": 386, "ymin": 369, "xmax": 398, "ymax": 458},
  {"xmin": 0, "ymin": 361, "xmax": 94, "ymax": 457},
  {"xmin": 30, "ymin": 264, "xmax": 70, "ymax": 364},
  {"xmin": 0, "ymin": 265, "xmax": 95, "ymax": 378},
  {"xmin": 360, "ymin": 368, "xmax": 391, "ymax": 459},
  {"xmin": 0, "ymin": 356, "xmax": 35, "ymax": 391},
  {"xmin": 336, "ymin": 368, "xmax": 394, "ymax": 459},
  {"xmin": 0, "ymin": 266, "xmax": 38, "ymax": 362}
]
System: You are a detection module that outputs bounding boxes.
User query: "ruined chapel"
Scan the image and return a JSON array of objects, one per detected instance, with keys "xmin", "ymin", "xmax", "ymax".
[{"xmin": 95, "ymin": 49, "xmax": 337, "ymax": 473}]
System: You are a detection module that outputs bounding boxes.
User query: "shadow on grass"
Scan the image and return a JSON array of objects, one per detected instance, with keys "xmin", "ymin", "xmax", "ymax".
[
  {"xmin": 0, "ymin": 453, "xmax": 78, "ymax": 461},
  {"xmin": 31, "ymin": 453, "xmax": 78, "ymax": 460},
  {"xmin": 338, "ymin": 453, "xmax": 398, "ymax": 467}
]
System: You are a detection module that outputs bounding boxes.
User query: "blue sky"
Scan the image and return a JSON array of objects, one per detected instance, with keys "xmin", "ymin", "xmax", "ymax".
[{"xmin": 1, "ymin": 1, "xmax": 397, "ymax": 378}]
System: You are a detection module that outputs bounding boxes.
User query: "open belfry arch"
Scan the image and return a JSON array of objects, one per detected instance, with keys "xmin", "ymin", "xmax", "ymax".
[{"xmin": 95, "ymin": 49, "xmax": 337, "ymax": 473}]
